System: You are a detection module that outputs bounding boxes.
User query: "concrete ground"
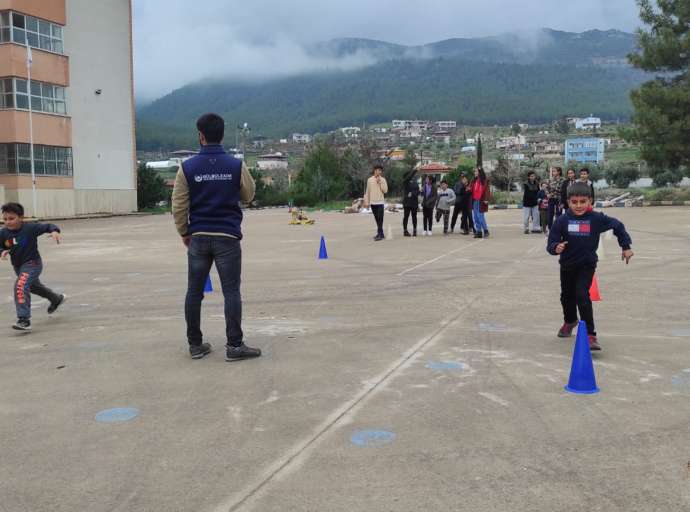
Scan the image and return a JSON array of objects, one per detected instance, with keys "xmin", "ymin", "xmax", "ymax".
[{"xmin": 1, "ymin": 206, "xmax": 689, "ymax": 512}]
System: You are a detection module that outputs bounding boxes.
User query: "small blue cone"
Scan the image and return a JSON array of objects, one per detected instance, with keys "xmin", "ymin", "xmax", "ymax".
[
  {"xmin": 318, "ymin": 236, "xmax": 328, "ymax": 260},
  {"xmin": 203, "ymin": 275, "xmax": 213, "ymax": 293},
  {"xmin": 565, "ymin": 321, "xmax": 600, "ymax": 394}
]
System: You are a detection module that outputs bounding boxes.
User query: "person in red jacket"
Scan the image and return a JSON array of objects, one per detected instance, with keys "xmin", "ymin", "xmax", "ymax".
[{"xmin": 469, "ymin": 167, "xmax": 491, "ymax": 238}]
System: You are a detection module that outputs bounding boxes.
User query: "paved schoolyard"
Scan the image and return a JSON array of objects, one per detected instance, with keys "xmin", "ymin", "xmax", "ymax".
[{"xmin": 1, "ymin": 206, "xmax": 689, "ymax": 511}]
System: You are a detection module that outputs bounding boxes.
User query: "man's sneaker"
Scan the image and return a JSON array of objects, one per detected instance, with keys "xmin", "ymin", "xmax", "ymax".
[
  {"xmin": 412, "ymin": 230, "xmax": 417, "ymax": 237},
  {"xmin": 531, "ymin": 229, "xmax": 542, "ymax": 234},
  {"xmin": 557, "ymin": 322, "xmax": 578, "ymax": 338},
  {"xmin": 462, "ymin": 230, "xmax": 469, "ymax": 235},
  {"xmin": 474, "ymin": 232, "xmax": 483, "ymax": 238},
  {"xmin": 226, "ymin": 343, "xmax": 262, "ymax": 361},
  {"xmin": 403, "ymin": 231, "xmax": 411, "ymax": 237},
  {"xmin": 189, "ymin": 342, "xmax": 212, "ymax": 359},
  {"xmin": 524, "ymin": 229, "xmax": 529, "ymax": 234},
  {"xmin": 484, "ymin": 230, "xmax": 490, "ymax": 238},
  {"xmin": 374, "ymin": 234, "xmax": 384, "ymax": 241},
  {"xmin": 589, "ymin": 335, "xmax": 602, "ymax": 351},
  {"xmin": 47, "ymin": 294, "xmax": 66, "ymax": 314},
  {"xmin": 12, "ymin": 319, "xmax": 31, "ymax": 331}
]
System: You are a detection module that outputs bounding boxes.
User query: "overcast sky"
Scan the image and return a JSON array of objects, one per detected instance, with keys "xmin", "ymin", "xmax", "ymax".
[{"xmin": 132, "ymin": 0, "xmax": 641, "ymax": 102}]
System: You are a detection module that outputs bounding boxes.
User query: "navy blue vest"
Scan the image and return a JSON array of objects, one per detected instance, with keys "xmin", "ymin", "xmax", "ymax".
[{"xmin": 183, "ymin": 145, "xmax": 244, "ymax": 239}]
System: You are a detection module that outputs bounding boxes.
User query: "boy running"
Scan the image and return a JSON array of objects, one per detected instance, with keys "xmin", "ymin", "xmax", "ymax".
[
  {"xmin": 547, "ymin": 183, "xmax": 633, "ymax": 351},
  {"xmin": 435, "ymin": 180, "xmax": 456, "ymax": 235},
  {"xmin": 1, "ymin": 202, "xmax": 65, "ymax": 331}
]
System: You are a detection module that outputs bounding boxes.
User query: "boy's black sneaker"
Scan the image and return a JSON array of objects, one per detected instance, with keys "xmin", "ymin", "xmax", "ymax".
[
  {"xmin": 474, "ymin": 232, "xmax": 483, "ymax": 239},
  {"xmin": 524, "ymin": 229, "xmax": 529, "ymax": 234},
  {"xmin": 189, "ymin": 343, "xmax": 212, "ymax": 359},
  {"xmin": 483, "ymin": 230, "xmax": 490, "ymax": 238},
  {"xmin": 47, "ymin": 294, "xmax": 66, "ymax": 314},
  {"xmin": 226, "ymin": 343, "xmax": 262, "ymax": 361},
  {"xmin": 403, "ymin": 231, "xmax": 411, "ymax": 237},
  {"xmin": 462, "ymin": 230, "xmax": 469, "ymax": 235},
  {"xmin": 412, "ymin": 229, "xmax": 417, "ymax": 237},
  {"xmin": 12, "ymin": 319, "xmax": 31, "ymax": 331},
  {"xmin": 374, "ymin": 234, "xmax": 384, "ymax": 241},
  {"xmin": 531, "ymin": 229, "xmax": 542, "ymax": 234}
]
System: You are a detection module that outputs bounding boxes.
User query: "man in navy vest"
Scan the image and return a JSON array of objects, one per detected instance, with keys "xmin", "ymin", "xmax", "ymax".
[{"xmin": 172, "ymin": 113, "xmax": 260, "ymax": 361}]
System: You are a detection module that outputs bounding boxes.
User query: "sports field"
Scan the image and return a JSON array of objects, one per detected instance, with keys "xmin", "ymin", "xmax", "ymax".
[{"xmin": 1, "ymin": 207, "xmax": 689, "ymax": 511}]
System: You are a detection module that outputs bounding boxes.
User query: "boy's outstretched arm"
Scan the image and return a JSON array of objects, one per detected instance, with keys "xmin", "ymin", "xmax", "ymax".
[
  {"xmin": 601, "ymin": 214, "xmax": 634, "ymax": 264},
  {"xmin": 546, "ymin": 216, "xmax": 565, "ymax": 255}
]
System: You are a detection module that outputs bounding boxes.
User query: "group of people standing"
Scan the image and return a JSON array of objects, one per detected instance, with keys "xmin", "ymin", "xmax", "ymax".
[
  {"xmin": 364, "ymin": 166, "xmax": 492, "ymax": 240},
  {"xmin": 522, "ymin": 166, "xmax": 596, "ymax": 235}
]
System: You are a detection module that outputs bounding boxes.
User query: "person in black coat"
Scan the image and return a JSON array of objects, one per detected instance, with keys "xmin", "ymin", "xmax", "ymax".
[
  {"xmin": 451, "ymin": 174, "xmax": 474, "ymax": 234},
  {"xmin": 402, "ymin": 169, "xmax": 420, "ymax": 237},
  {"xmin": 560, "ymin": 168, "xmax": 577, "ymax": 209},
  {"xmin": 420, "ymin": 175, "xmax": 438, "ymax": 236}
]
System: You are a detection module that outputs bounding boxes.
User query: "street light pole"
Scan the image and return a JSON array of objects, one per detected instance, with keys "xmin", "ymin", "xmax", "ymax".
[{"xmin": 26, "ymin": 43, "xmax": 38, "ymax": 217}]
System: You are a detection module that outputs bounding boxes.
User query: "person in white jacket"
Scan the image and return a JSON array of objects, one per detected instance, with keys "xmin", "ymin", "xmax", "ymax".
[
  {"xmin": 435, "ymin": 180, "xmax": 456, "ymax": 235},
  {"xmin": 363, "ymin": 165, "xmax": 388, "ymax": 241}
]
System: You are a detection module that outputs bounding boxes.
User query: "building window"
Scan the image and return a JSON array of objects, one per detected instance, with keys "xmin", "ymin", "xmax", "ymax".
[
  {"xmin": 0, "ymin": 11, "xmax": 64, "ymax": 54},
  {"xmin": 0, "ymin": 77, "xmax": 67, "ymax": 115},
  {"xmin": 0, "ymin": 143, "xmax": 72, "ymax": 176}
]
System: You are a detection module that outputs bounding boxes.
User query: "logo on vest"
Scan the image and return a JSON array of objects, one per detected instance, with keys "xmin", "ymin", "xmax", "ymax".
[{"xmin": 194, "ymin": 173, "xmax": 234, "ymax": 183}]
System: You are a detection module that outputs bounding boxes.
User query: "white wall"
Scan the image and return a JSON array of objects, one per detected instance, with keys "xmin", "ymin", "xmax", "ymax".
[{"xmin": 64, "ymin": 0, "xmax": 136, "ymax": 194}]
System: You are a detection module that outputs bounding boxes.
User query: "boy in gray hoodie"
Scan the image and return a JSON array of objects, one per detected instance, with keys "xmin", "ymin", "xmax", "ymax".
[{"xmin": 435, "ymin": 180, "xmax": 456, "ymax": 235}]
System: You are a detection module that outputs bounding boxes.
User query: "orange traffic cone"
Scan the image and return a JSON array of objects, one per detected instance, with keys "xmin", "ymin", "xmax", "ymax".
[{"xmin": 589, "ymin": 274, "xmax": 601, "ymax": 302}]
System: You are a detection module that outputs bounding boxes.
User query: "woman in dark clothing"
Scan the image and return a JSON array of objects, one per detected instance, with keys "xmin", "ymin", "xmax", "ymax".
[
  {"xmin": 451, "ymin": 174, "xmax": 474, "ymax": 235},
  {"xmin": 420, "ymin": 175, "xmax": 438, "ymax": 236},
  {"xmin": 401, "ymin": 169, "xmax": 420, "ymax": 237}
]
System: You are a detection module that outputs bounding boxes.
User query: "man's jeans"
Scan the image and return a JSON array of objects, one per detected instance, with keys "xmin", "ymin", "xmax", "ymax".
[
  {"xmin": 14, "ymin": 260, "xmax": 61, "ymax": 320},
  {"xmin": 185, "ymin": 236, "xmax": 243, "ymax": 347},
  {"xmin": 523, "ymin": 206, "xmax": 540, "ymax": 230}
]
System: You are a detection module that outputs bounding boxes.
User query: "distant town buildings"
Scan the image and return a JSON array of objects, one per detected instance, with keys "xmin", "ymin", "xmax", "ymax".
[
  {"xmin": 257, "ymin": 152, "xmax": 288, "ymax": 171},
  {"xmin": 565, "ymin": 138, "xmax": 606, "ymax": 164},
  {"xmin": 340, "ymin": 127, "xmax": 361, "ymax": 139},
  {"xmin": 573, "ymin": 117, "xmax": 602, "ymax": 131},
  {"xmin": 292, "ymin": 133, "xmax": 312, "ymax": 144},
  {"xmin": 392, "ymin": 120, "xmax": 432, "ymax": 131},
  {"xmin": 496, "ymin": 135, "xmax": 527, "ymax": 150},
  {"xmin": 434, "ymin": 121, "xmax": 457, "ymax": 131}
]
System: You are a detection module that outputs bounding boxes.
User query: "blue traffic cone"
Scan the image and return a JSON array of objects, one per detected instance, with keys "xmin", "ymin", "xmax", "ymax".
[
  {"xmin": 318, "ymin": 236, "xmax": 328, "ymax": 260},
  {"xmin": 565, "ymin": 321, "xmax": 600, "ymax": 394},
  {"xmin": 204, "ymin": 275, "xmax": 213, "ymax": 293}
]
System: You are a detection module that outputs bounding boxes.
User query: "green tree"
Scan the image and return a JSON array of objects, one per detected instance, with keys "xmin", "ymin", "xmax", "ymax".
[
  {"xmin": 511, "ymin": 123, "xmax": 522, "ymax": 136},
  {"xmin": 555, "ymin": 116, "xmax": 570, "ymax": 135},
  {"xmin": 649, "ymin": 167, "xmax": 685, "ymax": 187},
  {"xmin": 625, "ymin": 0, "xmax": 690, "ymax": 171},
  {"xmin": 476, "ymin": 134, "xmax": 483, "ymax": 169},
  {"xmin": 292, "ymin": 141, "xmax": 349, "ymax": 204},
  {"xmin": 403, "ymin": 147, "xmax": 418, "ymax": 172},
  {"xmin": 605, "ymin": 163, "xmax": 641, "ymax": 188},
  {"xmin": 491, "ymin": 155, "xmax": 517, "ymax": 191},
  {"xmin": 137, "ymin": 163, "xmax": 167, "ymax": 210}
]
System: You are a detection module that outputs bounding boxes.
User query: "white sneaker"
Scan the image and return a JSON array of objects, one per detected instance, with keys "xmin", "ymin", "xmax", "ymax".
[
  {"xmin": 428, "ymin": 231, "xmax": 433, "ymax": 236},
  {"xmin": 423, "ymin": 230, "xmax": 428, "ymax": 236}
]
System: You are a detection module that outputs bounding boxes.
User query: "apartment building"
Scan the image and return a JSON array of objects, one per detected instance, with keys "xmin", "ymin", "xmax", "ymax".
[
  {"xmin": 565, "ymin": 137, "xmax": 606, "ymax": 164},
  {"xmin": 0, "ymin": 0, "xmax": 136, "ymax": 217}
]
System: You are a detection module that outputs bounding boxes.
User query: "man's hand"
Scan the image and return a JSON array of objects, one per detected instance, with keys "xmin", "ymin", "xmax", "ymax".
[
  {"xmin": 51, "ymin": 232, "xmax": 62, "ymax": 244},
  {"xmin": 1, "ymin": 250, "xmax": 9, "ymax": 261},
  {"xmin": 182, "ymin": 235, "xmax": 191, "ymax": 248},
  {"xmin": 555, "ymin": 241, "xmax": 568, "ymax": 254},
  {"xmin": 622, "ymin": 249, "xmax": 634, "ymax": 264}
]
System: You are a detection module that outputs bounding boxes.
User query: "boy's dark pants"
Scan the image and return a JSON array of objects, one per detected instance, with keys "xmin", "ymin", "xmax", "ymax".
[
  {"xmin": 13, "ymin": 260, "xmax": 61, "ymax": 320},
  {"xmin": 560, "ymin": 265, "xmax": 596, "ymax": 335},
  {"xmin": 435, "ymin": 209, "xmax": 450, "ymax": 233},
  {"xmin": 450, "ymin": 204, "xmax": 462, "ymax": 231},
  {"xmin": 403, "ymin": 207, "xmax": 417, "ymax": 232},
  {"xmin": 422, "ymin": 207, "xmax": 434, "ymax": 231},
  {"xmin": 185, "ymin": 235, "xmax": 243, "ymax": 347},
  {"xmin": 461, "ymin": 206, "xmax": 474, "ymax": 233},
  {"xmin": 371, "ymin": 205, "xmax": 385, "ymax": 236},
  {"xmin": 540, "ymin": 209, "xmax": 548, "ymax": 231}
]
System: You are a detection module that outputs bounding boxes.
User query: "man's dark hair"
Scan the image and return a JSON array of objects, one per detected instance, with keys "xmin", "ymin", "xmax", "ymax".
[
  {"xmin": 1, "ymin": 202, "xmax": 24, "ymax": 216},
  {"xmin": 441, "ymin": 180, "xmax": 448, "ymax": 185},
  {"xmin": 196, "ymin": 113, "xmax": 225, "ymax": 144},
  {"xmin": 527, "ymin": 171, "xmax": 536, "ymax": 177},
  {"xmin": 568, "ymin": 182, "xmax": 592, "ymax": 199},
  {"xmin": 580, "ymin": 167, "xmax": 591, "ymax": 175},
  {"xmin": 373, "ymin": 164, "xmax": 384, "ymax": 171}
]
